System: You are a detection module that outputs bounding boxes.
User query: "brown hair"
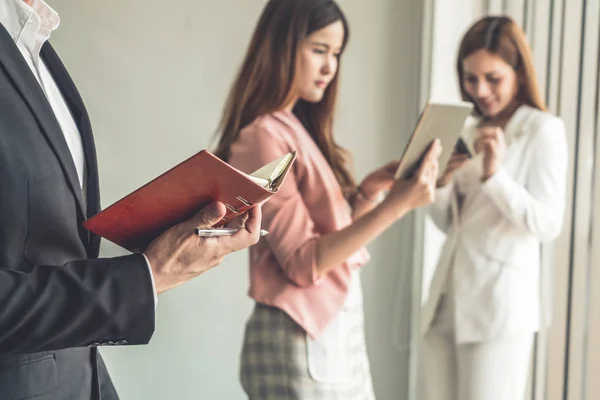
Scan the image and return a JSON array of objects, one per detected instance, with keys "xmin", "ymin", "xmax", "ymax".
[
  {"xmin": 457, "ymin": 15, "xmax": 546, "ymax": 114},
  {"xmin": 214, "ymin": 0, "xmax": 357, "ymax": 195}
]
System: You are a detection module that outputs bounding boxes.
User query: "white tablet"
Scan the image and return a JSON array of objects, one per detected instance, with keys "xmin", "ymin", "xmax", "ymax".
[{"xmin": 395, "ymin": 101, "xmax": 474, "ymax": 179}]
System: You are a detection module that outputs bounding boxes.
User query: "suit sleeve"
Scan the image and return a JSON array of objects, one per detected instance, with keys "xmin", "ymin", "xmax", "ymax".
[
  {"xmin": 480, "ymin": 117, "xmax": 568, "ymax": 241},
  {"xmin": 0, "ymin": 254, "xmax": 155, "ymax": 355}
]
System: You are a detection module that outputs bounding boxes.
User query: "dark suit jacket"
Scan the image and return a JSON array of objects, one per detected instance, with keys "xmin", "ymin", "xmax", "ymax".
[{"xmin": 0, "ymin": 23, "xmax": 155, "ymax": 399}]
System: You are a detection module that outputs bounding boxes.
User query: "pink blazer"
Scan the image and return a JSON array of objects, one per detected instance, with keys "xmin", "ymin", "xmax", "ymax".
[{"xmin": 229, "ymin": 110, "xmax": 370, "ymax": 339}]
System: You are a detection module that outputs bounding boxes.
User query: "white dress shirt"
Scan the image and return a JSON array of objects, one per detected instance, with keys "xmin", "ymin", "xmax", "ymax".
[{"xmin": 0, "ymin": 0, "xmax": 158, "ymax": 305}]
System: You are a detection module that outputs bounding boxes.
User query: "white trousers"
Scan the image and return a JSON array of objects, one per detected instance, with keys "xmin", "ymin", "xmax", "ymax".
[{"xmin": 419, "ymin": 295, "xmax": 534, "ymax": 400}]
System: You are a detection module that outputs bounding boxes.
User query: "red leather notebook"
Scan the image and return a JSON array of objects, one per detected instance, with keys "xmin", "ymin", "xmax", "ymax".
[{"xmin": 83, "ymin": 150, "xmax": 296, "ymax": 252}]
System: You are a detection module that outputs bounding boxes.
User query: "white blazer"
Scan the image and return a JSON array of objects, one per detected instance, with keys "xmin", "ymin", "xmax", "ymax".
[{"xmin": 421, "ymin": 105, "xmax": 568, "ymax": 344}]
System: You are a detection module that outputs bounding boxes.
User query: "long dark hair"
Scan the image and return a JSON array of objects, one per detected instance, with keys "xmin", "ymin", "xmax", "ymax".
[
  {"xmin": 457, "ymin": 15, "xmax": 546, "ymax": 115},
  {"xmin": 214, "ymin": 0, "xmax": 357, "ymax": 195}
]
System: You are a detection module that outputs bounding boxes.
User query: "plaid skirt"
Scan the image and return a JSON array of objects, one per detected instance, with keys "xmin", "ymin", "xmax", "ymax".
[{"xmin": 240, "ymin": 274, "xmax": 375, "ymax": 399}]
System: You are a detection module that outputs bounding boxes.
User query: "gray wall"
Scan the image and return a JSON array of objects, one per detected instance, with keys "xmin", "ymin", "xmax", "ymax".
[{"xmin": 50, "ymin": 1, "xmax": 423, "ymax": 399}]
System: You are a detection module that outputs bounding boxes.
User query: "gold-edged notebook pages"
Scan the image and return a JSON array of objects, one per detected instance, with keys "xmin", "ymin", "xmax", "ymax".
[{"xmin": 245, "ymin": 151, "xmax": 296, "ymax": 191}]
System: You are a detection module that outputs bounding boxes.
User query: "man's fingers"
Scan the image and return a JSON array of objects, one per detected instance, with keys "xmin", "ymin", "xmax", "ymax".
[
  {"xmin": 192, "ymin": 202, "xmax": 227, "ymax": 228},
  {"xmin": 242, "ymin": 205, "xmax": 262, "ymax": 235},
  {"xmin": 225, "ymin": 212, "xmax": 249, "ymax": 230},
  {"xmin": 223, "ymin": 205, "xmax": 263, "ymax": 250}
]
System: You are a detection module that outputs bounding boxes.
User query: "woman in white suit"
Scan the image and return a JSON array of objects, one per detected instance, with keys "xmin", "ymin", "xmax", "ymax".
[{"xmin": 419, "ymin": 16, "xmax": 568, "ymax": 400}]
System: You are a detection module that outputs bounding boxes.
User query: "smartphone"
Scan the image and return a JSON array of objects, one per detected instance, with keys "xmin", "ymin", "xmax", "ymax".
[{"xmin": 454, "ymin": 137, "xmax": 472, "ymax": 157}]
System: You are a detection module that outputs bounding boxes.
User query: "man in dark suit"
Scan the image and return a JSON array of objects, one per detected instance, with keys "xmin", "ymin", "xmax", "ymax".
[{"xmin": 0, "ymin": 0, "xmax": 262, "ymax": 398}]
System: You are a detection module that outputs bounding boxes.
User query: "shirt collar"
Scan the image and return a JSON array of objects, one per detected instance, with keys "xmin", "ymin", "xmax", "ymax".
[{"xmin": 0, "ymin": 0, "xmax": 59, "ymax": 56}]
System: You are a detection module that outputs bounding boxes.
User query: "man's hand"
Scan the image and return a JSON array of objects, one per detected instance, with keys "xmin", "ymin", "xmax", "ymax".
[{"xmin": 144, "ymin": 202, "xmax": 262, "ymax": 294}]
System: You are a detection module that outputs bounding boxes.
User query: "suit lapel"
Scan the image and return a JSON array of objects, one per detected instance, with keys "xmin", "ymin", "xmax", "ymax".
[
  {"xmin": 503, "ymin": 105, "xmax": 533, "ymax": 142},
  {"xmin": 501, "ymin": 105, "xmax": 533, "ymax": 166},
  {"xmin": 40, "ymin": 42, "xmax": 102, "ymax": 257},
  {"xmin": 0, "ymin": 25, "xmax": 86, "ymax": 217},
  {"xmin": 0, "ymin": 25, "xmax": 102, "ymax": 255},
  {"xmin": 40, "ymin": 43, "xmax": 101, "ymax": 215}
]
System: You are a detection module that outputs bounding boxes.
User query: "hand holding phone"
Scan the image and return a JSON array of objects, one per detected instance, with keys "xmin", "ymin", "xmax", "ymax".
[{"xmin": 454, "ymin": 137, "xmax": 472, "ymax": 158}]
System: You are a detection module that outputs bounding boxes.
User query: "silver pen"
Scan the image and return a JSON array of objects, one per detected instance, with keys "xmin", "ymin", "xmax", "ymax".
[{"xmin": 195, "ymin": 227, "xmax": 269, "ymax": 237}]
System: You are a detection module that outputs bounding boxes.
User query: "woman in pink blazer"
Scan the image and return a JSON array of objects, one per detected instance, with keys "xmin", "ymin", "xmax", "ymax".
[{"xmin": 214, "ymin": 1, "xmax": 441, "ymax": 398}]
